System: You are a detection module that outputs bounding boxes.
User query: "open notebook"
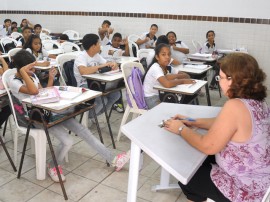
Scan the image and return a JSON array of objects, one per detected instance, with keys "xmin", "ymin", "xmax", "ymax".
[{"xmin": 56, "ymin": 86, "xmax": 83, "ymax": 100}]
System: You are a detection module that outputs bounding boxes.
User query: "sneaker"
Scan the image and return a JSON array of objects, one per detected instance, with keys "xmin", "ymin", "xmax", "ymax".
[
  {"xmin": 48, "ymin": 165, "xmax": 66, "ymax": 182},
  {"xmin": 113, "ymin": 103, "xmax": 124, "ymax": 113},
  {"xmin": 112, "ymin": 150, "xmax": 131, "ymax": 171}
]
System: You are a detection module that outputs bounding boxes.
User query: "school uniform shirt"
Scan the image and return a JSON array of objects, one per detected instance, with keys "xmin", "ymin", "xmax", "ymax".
[
  {"xmin": 146, "ymin": 50, "xmax": 174, "ymax": 69},
  {"xmin": 138, "ymin": 32, "xmax": 157, "ymax": 49},
  {"xmin": 143, "ymin": 62, "xmax": 165, "ymax": 97},
  {"xmin": 8, "ymin": 73, "xmax": 40, "ymax": 101},
  {"xmin": 26, "ymin": 48, "xmax": 49, "ymax": 61},
  {"xmin": 73, "ymin": 50, "xmax": 106, "ymax": 87},
  {"xmin": 0, "ymin": 25, "xmax": 9, "ymax": 37},
  {"xmin": 201, "ymin": 42, "xmax": 216, "ymax": 54},
  {"xmin": 170, "ymin": 41, "xmax": 189, "ymax": 63},
  {"xmin": 100, "ymin": 44, "xmax": 124, "ymax": 59}
]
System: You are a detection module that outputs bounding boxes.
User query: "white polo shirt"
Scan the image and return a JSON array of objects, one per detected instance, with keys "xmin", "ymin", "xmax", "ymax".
[
  {"xmin": 138, "ymin": 32, "xmax": 156, "ymax": 49},
  {"xmin": 170, "ymin": 41, "xmax": 189, "ymax": 63}
]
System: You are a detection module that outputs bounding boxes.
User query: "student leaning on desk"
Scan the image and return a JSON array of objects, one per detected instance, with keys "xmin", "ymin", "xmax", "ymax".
[
  {"xmin": 164, "ymin": 53, "xmax": 270, "ymax": 202},
  {"xmin": 8, "ymin": 50, "xmax": 130, "ymax": 183}
]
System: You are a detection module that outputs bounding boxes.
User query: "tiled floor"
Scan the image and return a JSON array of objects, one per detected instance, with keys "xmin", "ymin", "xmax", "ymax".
[{"xmin": 0, "ymin": 89, "xmax": 269, "ymax": 202}]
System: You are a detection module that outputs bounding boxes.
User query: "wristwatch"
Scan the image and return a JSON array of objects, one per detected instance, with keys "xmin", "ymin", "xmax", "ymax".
[{"xmin": 178, "ymin": 125, "xmax": 187, "ymax": 136}]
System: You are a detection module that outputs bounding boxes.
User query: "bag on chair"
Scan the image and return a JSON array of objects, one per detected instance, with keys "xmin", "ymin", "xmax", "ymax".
[{"xmin": 126, "ymin": 67, "xmax": 148, "ymax": 110}]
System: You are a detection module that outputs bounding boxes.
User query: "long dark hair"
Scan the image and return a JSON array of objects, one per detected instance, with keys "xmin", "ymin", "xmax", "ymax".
[
  {"xmin": 142, "ymin": 43, "xmax": 170, "ymax": 82},
  {"xmin": 23, "ymin": 34, "xmax": 42, "ymax": 53}
]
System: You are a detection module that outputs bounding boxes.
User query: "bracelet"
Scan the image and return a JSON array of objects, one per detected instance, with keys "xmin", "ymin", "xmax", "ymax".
[{"xmin": 178, "ymin": 125, "xmax": 187, "ymax": 136}]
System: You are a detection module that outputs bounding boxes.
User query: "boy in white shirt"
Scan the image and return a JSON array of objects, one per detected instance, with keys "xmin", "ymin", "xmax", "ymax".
[
  {"xmin": 136, "ymin": 24, "xmax": 158, "ymax": 49},
  {"xmin": 0, "ymin": 19, "xmax": 11, "ymax": 37},
  {"xmin": 98, "ymin": 20, "xmax": 114, "ymax": 46},
  {"xmin": 74, "ymin": 33, "xmax": 120, "ymax": 117}
]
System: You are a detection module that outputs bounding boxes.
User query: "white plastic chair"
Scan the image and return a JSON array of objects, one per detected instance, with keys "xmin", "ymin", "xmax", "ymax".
[
  {"xmin": 128, "ymin": 40, "xmax": 139, "ymax": 57},
  {"xmin": 117, "ymin": 62, "xmax": 147, "ymax": 141},
  {"xmin": 62, "ymin": 30, "xmax": 80, "ymax": 40},
  {"xmin": 192, "ymin": 40, "xmax": 203, "ymax": 53},
  {"xmin": 7, "ymin": 47, "xmax": 22, "ymax": 62},
  {"xmin": 128, "ymin": 34, "xmax": 140, "ymax": 43},
  {"xmin": 42, "ymin": 40, "xmax": 61, "ymax": 51},
  {"xmin": 0, "ymin": 37, "xmax": 18, "ymax": 53},
  {"xmin": 41, "ymin": 28, "xmax": 51, "ymax": 35},
  {"xmin": 40, "ymin": 33, "xmax": 52, "ymax": 41},
  {"xmin": 2, "ymin": 69, "xmax": 47, "ymax": 180},
  {"xmin": 137, "ymin": 49, "xmax": 153, "ymax": 60},
  {"xmin": 10, "ymin": 32, "xmax": 22, "ymax": 40},
  {"xmin": 61, "ymin": 41, "xmax": 80, "ymax": 53},
  {"xmin": 262, "ymin": 186, "xmax": 270, "ymax": 202}
]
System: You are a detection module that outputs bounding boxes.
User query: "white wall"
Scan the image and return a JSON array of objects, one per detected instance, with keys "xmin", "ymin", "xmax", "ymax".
[{"xmin": 4, "ymin": 0, "xmax": 270, "ymax": 18}]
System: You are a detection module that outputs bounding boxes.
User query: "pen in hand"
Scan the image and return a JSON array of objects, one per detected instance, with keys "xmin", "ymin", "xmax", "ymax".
[{"xmin": 172, "ymin": 117, "xmax": 196, "ymax": 122}]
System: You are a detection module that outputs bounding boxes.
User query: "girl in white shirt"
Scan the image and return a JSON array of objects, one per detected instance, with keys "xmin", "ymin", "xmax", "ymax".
[
  {"xmin": 143, "ymin": 44, "xmax": 194, "ymax": 109},
  {"xmin": 201, "ymin": 30, "xmax": 217, "ymax": 54}
]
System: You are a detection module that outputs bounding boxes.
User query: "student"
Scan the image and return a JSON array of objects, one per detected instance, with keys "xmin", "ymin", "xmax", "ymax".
[
  {"xmin": 201, "ymin": 30, "xmax": 216, "ymax": 54},
  {"xmin": 143, "ymin": 44, "xmax": 194, "ymax": 109},
  {"xmin": 8, "ymin": 50, "xmax": 130, "ymax": 182},
  {"xmin": 8, "ymin": 21, "xmax": 18, "ymax": 34},
  {"xmin": 16, "ymin": 27, "xmax": 32, "ymax": 47},
  {"xmin": 101, "ymin": 32, "xmax": 129, "ymax": 58},
  {"xmin": 166, "ymin": 31, "xmax": 189, "ymax": 63},
  {"xmin": 0, "ymin": 56, "xmax": 11, "ymax": 130},
  {"xmin": 58, "ymin": 34, "xmax": 69, "ymax": 43},
  {"xmin": 98, "ymin": 20, "xmax": 114, "ymax": 46},
  {"xmin": 146, "ymin": 35, "xmax": 180, "ymax": 68},
  {"xmin": 0, "ymin": 19, "xmax": 11, "ymax": 37},
  {"xmin": 11, "ymin": 26, "xmax": 18, "ymax": 33},
  {"xmin": 136, "ymin": 24, "xmax": 158, "ymax": 49},
  {"xmin": 73, "ymin": 33, "xmax": 120, "ymax": 118},
  {"xmin": 164, "ymin": 53, "xmax": 270, "ymax": 202},
  {"xmin": 18, "ymin": 19, "xmax": 33, "ymax": 33}
]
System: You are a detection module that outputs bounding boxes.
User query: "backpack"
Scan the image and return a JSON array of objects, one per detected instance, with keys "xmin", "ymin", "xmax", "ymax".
[
  {"xmin": 63, "ymin": 59, "xmax": 77, "ymax": 87},
  {"xmin": 4, "ymin": 42, "xmax": 16, "ymax": 52},
  {"xmin": 126, "ymin": 67, "xmax": 148, "ymax": 110}
]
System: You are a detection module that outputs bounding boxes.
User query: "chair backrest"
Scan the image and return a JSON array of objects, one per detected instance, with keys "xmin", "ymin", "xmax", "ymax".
[
  {"xmin": 0, "ymin": 37, "xmax": 17, "ymax": 53},
  {"xmin": 41, "ymin": 28, "xmax": 51, "ymax": 34},
  {"xmin": 137, "ymin": 49, "xmax": 153, "ymax": 60},
  {"xmin": 262, "ymin": 186, "xmax": 270, "ymax": 202},
  {"xmin": 61, "ymin": 41, "xmax": 80, "ymax": 53},
  {"xmin": 10, "ymin": 32, "xmax": 22, "ymax": 40},
  {"xmin": 56, "ymin": 52, "xmax": 78, "ymax": 85},
  {"xmin": 192, "ymin": 40, "xmax": 203, "ymax": 53},
  {"xmin": 128, "ymin": 34, "xmax": 140, "ymax": 42},
  {"xmin": 121, "ymin": 62, "xmax": 147, "ymax": 110},
  {"xmin": 7, "ymin": 47, "xmax": 22, "ymax": 62},
  {"xmin": 62, "ymin": 30, "xmax": 80, "ymax": 39},
  {"xmin": 42, "ymin": 40, "xmax": 61, "ymax": 51},
  {"xmin": 2, "ymin": 69, "xmax": 21, "ymax": 129},
  {"xmin": 40, "ymin": 33, "xmax": 52, "ymax": 41},
  {"xmin": 128, "ymin": 40, "xmax": 139, "ymax": 57}
]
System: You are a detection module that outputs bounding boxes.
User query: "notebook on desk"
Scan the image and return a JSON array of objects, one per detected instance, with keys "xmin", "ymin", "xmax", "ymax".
[
  {"xmin": 184, "ymin": 65, "xmax": 209, "ymax": 70},
  {"xmin": 30, "ymin": 86, "xmax": 60, "ymax": 104},
  {"xmin": 57, "ymin": 86, "xmax": 83, "ymax": 100}
]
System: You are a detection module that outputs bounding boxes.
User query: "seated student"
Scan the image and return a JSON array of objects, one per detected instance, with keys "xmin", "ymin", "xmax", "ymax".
[
  {"xmin": 98, "ymin": 20, "xmax": 114, "ymax": 46},
  {"xmin": 33, "ymin": 24, "xmax": 50, "ymax": 36},
  {"xmin": 143, "ymin": 43, "xmax": 194, "ymax": 109},
  {"xmin": 146, "ymin": 35, "xmax": 181, "ymax": 69},
  {"xmin": 166, "ymin": 31, "xmax": 189, "ymax": 63},
  {"xmin": 136, "ymin": 24, "xmax": 158, "ymax": 49},
  {"xmin": 18, "ymin": 19, "xmax": 33, "ymax": 33},
  {"xmin": 58, "ymin": 34, "xmax": 69, "ymax": 43},
  {"xmin": 0, "ymin": 56, "xmax": 11, "ymax": 130},
  {"xmin": 101, "ymin": 32, "xmax": 129, "ymax": 58},
  {"xmin": 23, "ymin": 35, "xmax": 57, "ymax": 87},
  {"xmin": 8, "ymin": 21, "xmax": 18, "ymax": 34},
  {"xmin": 11, "ymin": 26, "xmax": 18, "ymax": 33},
  {"xmin": 164, "ymin": 53, "xmax": 270, "ymax": 202},
  {"xmin": 8, "ymin": 50, "xmax": 130, "ymax": 182},
  {"xmin": 73, "ymin": 33, "xmax": 120, "ymax": 118},
  {"xmin": 0, "ymin": 19, "xmax": 11, "ymax": 37},
  {"xmin": 201, "ymin": 30, "xmax": 217, "ymax": 54},
  {"xmin": 16, "ymin": 26, "xmax": 32, "ymax": 47}
]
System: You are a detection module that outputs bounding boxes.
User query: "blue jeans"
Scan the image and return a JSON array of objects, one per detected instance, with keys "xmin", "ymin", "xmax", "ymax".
[
  {"xmin": 38, "ymin": 118, "xmax": 114, "ymax": 167},
  {"xmin": 145, "ymin": 95, "xmax": 160, "ymax": 109}
]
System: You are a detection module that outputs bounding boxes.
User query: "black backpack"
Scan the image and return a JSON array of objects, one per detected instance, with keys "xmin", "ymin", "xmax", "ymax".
[
  {"xmin": 63, "ymin": 59, "xmax": 77, "ymax": 87},
  {"xmin": 4, "ymin": 42, "xmax": 16, "ymax": 52}
]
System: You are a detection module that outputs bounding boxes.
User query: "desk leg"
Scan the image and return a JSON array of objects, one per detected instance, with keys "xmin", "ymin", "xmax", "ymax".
[
  {"xmin": 127, "ymin": 142, "xmax": 141, "ymax": 202},
  {"xmin": 152, "ymin": 167, "xmax": 180, "ymax": 191},
  {"xmin": 101, "ymin": 96, "xmax": 116, "ymax": 149},
  {"xmin": 0, "ymin": 134, "xmax": 17, "ymax": 172},
  {"xmin": 205, "ymin": 83, "xmax": 211, "ymax": 106}
]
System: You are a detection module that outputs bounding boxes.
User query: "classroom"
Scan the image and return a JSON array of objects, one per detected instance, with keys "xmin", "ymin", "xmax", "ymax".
[{"xmin": 0, "ymin": 0, "xmax": 270, "ymax": 201}]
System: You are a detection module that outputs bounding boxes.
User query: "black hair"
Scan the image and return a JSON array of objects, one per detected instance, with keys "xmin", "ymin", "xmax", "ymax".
[
  {"xmin": 11, "ymin": 21, "xmax": 17, "ymax": 26},
  {"xmin": 20, "ymin": 19, "xmax": 27, "ymax": 27},
  {"xmin": 22, "ymin": 26, "xmax": 32, "ymax": 33},
  {"xmin": 60, "ymin": 34, "xmax": 69, "ymax": 41},
  {"xmin": 112, "ymin": 32, "xmax": 122, "ymax": 40},
  {"xmin": 166, "ymin": 31, "xmax": 177, "ymax": 39},
  {"xmin": 150, "ymin": 24, "xmax": 158, "ymax": 29},
  {"xmin": 82, "ymin": 34, "xmax": 99, "ymax": 50},
  {"xmin": 156, "ymin": 35, "xmax": 169, "ymax": 46},
  {"xmin": 23, "ymin": 34, "xmax": 42, "ymax": 53},
  {"xmin": 102, "ymin": 20, "xmax": 111, "ymax": 26},
  {"xmin": 13, "ymin": 50, "xmax": 36, "ymax": 71},
  {"xmin": 143, "ymin": 43, "xmax": 170, "ymax": 82},
  {"xmin": 206, "ymin": 30, "xmax": 215, "ymax": 38},
  {"xmin": 34, "ymin": 24, "xmax": 42, "ymax": 29},
  {"xmin": 4, "ymin": 19, "xmax": 11, "ymax": 23}
]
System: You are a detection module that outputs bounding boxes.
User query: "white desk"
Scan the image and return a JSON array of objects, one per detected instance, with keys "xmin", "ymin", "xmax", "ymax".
[
  {"xmin": 47, "ymin": 49, "xmax": 64, "ymax": 55},
  {"xmin": 115, "ymin": 56, "xmax": 138, "ymax": 64},
  {"xmin": 83, "ymin": 71, "xmax": 123, "ymax": 82},
  {"xmin": 121, "ymin": 103, "xmax": 221, "ymax": 202},
  {"xmin": 34, "ymin": 59, "xmax": 58, "ymax": 70},
  {"xmin": 188, "ymin": 53, "xmax": 220, "ymax": 62},
  {"xmin": 217, "ymin": 49, "xmax": 248, "ymax": 54}
]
